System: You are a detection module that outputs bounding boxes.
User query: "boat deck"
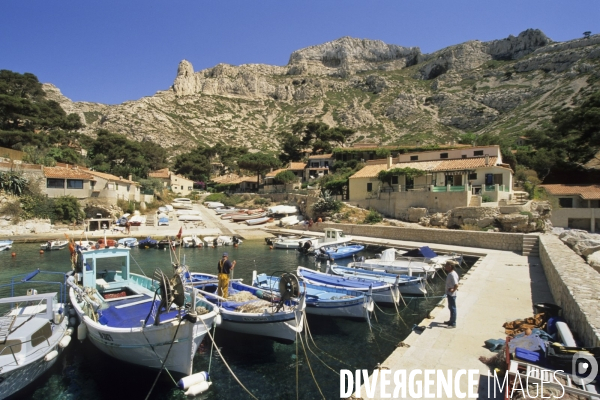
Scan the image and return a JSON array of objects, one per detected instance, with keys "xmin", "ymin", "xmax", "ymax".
[{"xmin": 98, "ymin": 294, "xmax": 183, "ymax": 328}]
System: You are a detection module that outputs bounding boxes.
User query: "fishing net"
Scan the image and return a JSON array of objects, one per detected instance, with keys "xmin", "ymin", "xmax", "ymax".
[
  {"xmin": 234, "ymin": 300, "xmax": 273, "ymax": 313},
  {"xmin": 195, "ymin": 306, "xmax": 209, "ymax": 315},
  {"xmin": 228, "ymin": 291, "xmax": 259, "ymax": 302}
]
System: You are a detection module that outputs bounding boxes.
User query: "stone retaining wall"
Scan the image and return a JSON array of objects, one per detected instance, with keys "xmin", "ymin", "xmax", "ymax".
[
  {"xmin": 539, "ymin": 234, "xmax": 600, "ymax": 347},
  {"xmin": 307, "ymin": 222, "xmax": 524, "ymax": 252}
]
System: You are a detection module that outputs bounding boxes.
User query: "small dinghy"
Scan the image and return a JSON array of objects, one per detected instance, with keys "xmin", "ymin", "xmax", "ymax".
[
  {"xmin": 297, "ymin": 266, "xmax": 401, "ymax": 305},
  {"xmin": 67, "ymin": 248, "xmax": 220, "ymax": 376},
  {"xmin": 158, "ymin": 237, "xmax": 180, "ymax": 249},
  {"xmin": 272, "ymin": 236, "xmax": 317, "ymax": 249},
  {"xmin": 0, "ymin": 270, "xmax": 71, "ymax": 399},
  {"xmin": 188, "ymin": 272, "xmax": 305, "ymax": 343},
  {"xmin": 329, "ymin": 264, "xmax": 427, "ymax": 296},
  {"xmin": 316, "ymin": 244, "xmax": 365, "ymax": 260},
  {"xmin": 0, "ymin": 239, "xmax": 13, "ymax": 251},
  {"xmin": 253, "ymin": 272, "xmax": 373, "ymax": 321},
  {"xmin": 40, "ymin": 240, "xmax": 68, "ymax": 250},
  {"xmin": 245, "ymin": 216, "xmax": 271, "ymax": 225}
]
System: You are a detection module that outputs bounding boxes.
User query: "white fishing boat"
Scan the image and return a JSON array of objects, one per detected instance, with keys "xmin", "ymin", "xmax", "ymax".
[
  {"xmin": 40, "ymin": 240, "xmax": 68, "ymax": 251},
  {"xmin": 400, "ymin": 246, "xmax": 463, "ymax": 265},
  {"xmin": 329, "ymin": 264, "xmax": 427, "ymax": 296},
  {"xmin": 204, "ymin": 202, "xmax": 225, "ymax": 209},
  {"xmin": 348, "ymin": 248, "xmax": 440, "ymax": 279},
  {"xmin": 203, "ymin": 236, "xmax": 232, "ymax": 246},
  {"xmin": 188, "ymin": 272, "xmax": 305, "ymax": 343},
  {"xmin": 67, "ymin": 247, "xmax": 220, "ymax": 376},
  {"xmin": 214, "ymin": 207, "xmax": 242, "ymax": 215},
  {"xmin": 178, "ymin": 215, "xmax": 203, "ymax": 222},
  {"xmin": 231, "ymin": 212, "xmax": 267, "ymax": 222},
  {"xmin": 0, "ymin": 240, "xmax": 13, "ymax": 251},
  {"xmin": 0, "ymin": 270, "xmax": 71, "ymax": 400},
  {"xmin": 74, "ymin": 240, "xmax": 97, "ymax": 251},
  {"xmin": 245, "ymin": 216, "xmax": 271, "ymax": 225},
  {"xmin": 272, "ymin": 236, "xmax": 318, "ymax": 249},
  {"xmin": 253, "ymin": 272, "xmax": 373, "ymax": 321},
  {"xmin": 279, "ymin": 215, "xmax": 303, "ymax": 227},
  {"xmin": 267, "ymin": 205, "xmax": 298, "ymax": 215},
  {"xmin": 297, "ymin": 228, "xmax": 352, "ymax": 254},
  {"xmin": 171, "ymin": 198, "xmax": 193, "ymax": 209},
  {"xmin": 297, "ymin": 267, "xmax": 400, "ymax": 305},
  {"xmin": 182, "ymin": 235, "xmax": 203, "ymax": 248}
]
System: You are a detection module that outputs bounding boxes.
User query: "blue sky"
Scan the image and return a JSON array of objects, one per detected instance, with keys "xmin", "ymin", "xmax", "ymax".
[{"xmin": 2, "ymin": 0, "xmax": 598, "ymax": 105}]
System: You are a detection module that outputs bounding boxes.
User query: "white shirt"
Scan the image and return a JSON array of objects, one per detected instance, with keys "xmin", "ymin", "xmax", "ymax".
[{"xmin": 446, "ymin": 270, "xmax": 459, "ymax": 297}]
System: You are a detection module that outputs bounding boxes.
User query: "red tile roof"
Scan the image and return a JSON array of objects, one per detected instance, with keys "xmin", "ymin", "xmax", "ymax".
[
  {"xmin": 540, "ymin": 184, "xmax": 600, "ymax": 200},
  {"xmin": 148, "ymin": 168, "xmax": 170, "ymax": 179},
  {"xmin": 43, "ymin": 167, "xmax": 94, "ymax": 180},
  {"xmin": 86, "ymin": 170, "xmax": 138, "ymax": 185},
  {"xmin": 308, "ymin": 154, "xmax": 333, "ymax": 159},
  {"xmin": 289, "ymin": 162, "xmax": 307, "ymax": 170}
]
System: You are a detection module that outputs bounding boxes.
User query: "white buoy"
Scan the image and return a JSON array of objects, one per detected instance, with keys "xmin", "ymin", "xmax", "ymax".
[
  {"xmin": 178, "ymin": 371, "xmax": 209, "ymax": 390},
  {"xmin": 69, "ymin": 317, "xmax": 77, "ymax": 327},
  {"xmin": 77, "ymin": 323, "xmax": 88, "ymax": 342},
  {"xmin": 66, "ymin": 327, "xmax": 74, "ymax": 336},
  {"xmin": 215, "ymin": 314, "xmax": 222, "ymax": 326},
  {"xmin": 185, "ymin": 381, "xmax": 211, "ymax": 396},
  {"xmin": 44, "ymin": 350, "xmax": 58, "ymax": 362},
  {"xmin": 59, "ymin": 335, "xmax": 72, "ymax": 348}
]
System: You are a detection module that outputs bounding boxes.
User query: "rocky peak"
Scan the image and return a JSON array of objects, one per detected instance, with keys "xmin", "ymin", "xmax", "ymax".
[
  {"xmin": 177, "ymin": 59, "xmax": 194, "ymax": 77},
  {"xmin": 485, "ymin": 29, "xmax": 552, "ymax": 60},
  {"xmin": 288, "ymin": 36, "xmax": 422, "ymax": 71}
]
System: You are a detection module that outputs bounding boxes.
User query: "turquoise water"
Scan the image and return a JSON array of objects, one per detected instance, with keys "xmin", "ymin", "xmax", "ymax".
[{"xmin": 2, "ymin": 241, "xmax": 474, "ymax": 400}]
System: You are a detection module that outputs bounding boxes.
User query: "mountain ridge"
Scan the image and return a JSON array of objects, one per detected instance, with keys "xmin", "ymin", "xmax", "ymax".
[{"xmin": 43, "ymin": 29, "xmax": 600, "ymax": 152}]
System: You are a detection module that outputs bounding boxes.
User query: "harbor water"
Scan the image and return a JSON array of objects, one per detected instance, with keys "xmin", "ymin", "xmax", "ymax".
[{"xmin": 1, "ymin": 241, "xmax": 475, "ymax": 400}]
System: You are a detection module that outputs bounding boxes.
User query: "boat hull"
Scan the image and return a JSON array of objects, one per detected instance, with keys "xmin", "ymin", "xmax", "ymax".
[{"xmin": 218, "ymin": 311, "xmax": 303, "ymax": 343}]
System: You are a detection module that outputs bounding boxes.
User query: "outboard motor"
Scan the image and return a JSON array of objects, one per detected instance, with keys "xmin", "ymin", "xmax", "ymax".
[{"xmin": 301, "ymin": 240, "xmax": 312, "ymax": 254}]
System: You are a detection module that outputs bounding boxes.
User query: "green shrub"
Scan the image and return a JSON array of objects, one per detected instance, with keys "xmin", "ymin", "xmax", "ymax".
[
  {"xmin": 312, "ymin": 190, "xmax": 342, "ymax": 214},
  {"xmin": 117, "ymin": 199, "xmax": 141, "ymax": 214},
  {"xmin": 274, "ymin": 170, "xmax": 297, "ymax": 184},
  {"xmin": 254, "ymin": 197, "xmax": 270, "ymax": 205},
  {"xmin": 52, "ymin": 196, "xmax": 84, "ymax": 223},
  {"xmin": 482, "ymin": 195, "xmax": 493, "ymax": 203},
  {"xmin": 364, "ymin": 209, "xmax": 383, "ymax": 224},
  {"xmin": 0, "ymin": 200, "xmax": 23, "ymax": 223},
  {"xmin": 204, "ymin": 193, "xmax": 228, "ymax": 203},
  {"xmin": 21, "ymin": 195, "xmax": 54, "ymax": 220}
]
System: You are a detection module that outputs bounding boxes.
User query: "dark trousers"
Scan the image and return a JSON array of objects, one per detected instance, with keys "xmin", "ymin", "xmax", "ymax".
[{"xmin": 447, "ymin": 295, "xmax": 457, "ymax": 326}]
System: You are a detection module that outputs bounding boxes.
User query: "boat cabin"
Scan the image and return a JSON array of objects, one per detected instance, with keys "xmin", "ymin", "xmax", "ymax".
[
  {"xmin": 323, "ymin": 228, "xmax": 346, "ymax": 243},
  {"xmin": 77, "ymin": 247, "xmax": 151, "ymax": 297}
]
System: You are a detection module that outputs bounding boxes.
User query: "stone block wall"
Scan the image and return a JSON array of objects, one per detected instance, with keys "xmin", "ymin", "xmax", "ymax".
[
  {"xmin": 307, "ymin": 222, "xmax": 524, "ymax": 252},
  {"xmin": 539, "ymin": 234, "xmax": 600, "ymax": 347}
]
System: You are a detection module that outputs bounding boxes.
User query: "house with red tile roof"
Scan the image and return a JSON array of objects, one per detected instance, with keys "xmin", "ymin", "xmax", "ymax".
[
  {"xmin": 148, "ymin": 168, "xmax": 195, "ymax": 196},
  {"xmin": 539, "ymin": 184, "xmax": 600, "ymax": 232},
  {"xmin": 347, "ymin": 146, "xmax": 514, "ymax": 216}
]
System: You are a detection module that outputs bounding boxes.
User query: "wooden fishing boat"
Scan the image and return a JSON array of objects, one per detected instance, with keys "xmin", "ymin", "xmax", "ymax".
[
  {"xmin": 329, "ymin": 265, "xmax": 427, "ymax": 296},
  {"xmin": 316, "ymin": 244, "xmax": 365, "ymax": 260}
]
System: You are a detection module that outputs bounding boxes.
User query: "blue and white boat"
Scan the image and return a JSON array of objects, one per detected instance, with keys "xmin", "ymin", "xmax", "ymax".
[
  {"xmin": 138, "ymin": 236, "xmax": 158, "ymax": 248},
  {"xmin": 187, "ymin": 272, "xmax": 305, "ymax": 343},
  {"xmin": 348, "ymin": 248, "xmax": 439, "ymax": 279},
  {"xmin": 297, "ymin": 266, "xmax": 401, "ymax": 305},
  {"xmin": 401, "ymin": 246, "xmax": 463, "ymax": 265},
  {"xmin": 329, "ymin": 264, "xmax": 427, "ymax": 296},
  {"xmin": 67, "ymin": 248, "xmax": 220, "ymax": 377},
  {"xmin": 316, "ymin": 244, "xmax": 365, "ymax": 260},
  {"xmin": 253, "ymin": 272, "xmax": 373, "ymax": 321},
  {"xmin": 0, "ymin": 270, "xmax": 71, "ymax": 400},
  {"xmin": 117, "ymin": 237, "xmax": 138, "ymax": 248}
]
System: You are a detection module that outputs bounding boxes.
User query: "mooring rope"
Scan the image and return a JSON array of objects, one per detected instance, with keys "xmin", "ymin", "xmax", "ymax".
[
  {"xmin": 200, "ymin": 318, "xmax": 259, "ymax": 400},
  {"xmin": 297, "ymin": 325, "xmax": 326, "ymax": 400},
  {"xmin": 303, "ymin": 316, "xmax": 354, "ymax": 370},
  {"xmin": 144, "ymin": 315, "xmax": 184, "ymax": 400},
  {"xmin": 302, "ymin": 318, "xmax": 340, "ymax": 376}
]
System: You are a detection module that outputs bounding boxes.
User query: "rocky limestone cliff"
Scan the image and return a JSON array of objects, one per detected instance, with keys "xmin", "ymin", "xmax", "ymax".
[{"xmin": 45, "ymin": 30, "xmax": 600, "ymax": 151}]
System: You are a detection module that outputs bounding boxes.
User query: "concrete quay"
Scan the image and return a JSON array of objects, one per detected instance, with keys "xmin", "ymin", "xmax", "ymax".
[{"xmin": 266, "ymin": 227, "xmax": 555, "ymax": 399}]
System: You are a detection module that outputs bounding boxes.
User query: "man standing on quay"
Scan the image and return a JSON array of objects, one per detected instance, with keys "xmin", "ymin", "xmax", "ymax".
[
  {"xmin": 218, "ymin": 253, "xmax": 236, "ymax": 298},
  {"xmin": 444, "ymin": 260, "xmax": 459, "ymax": 328}
]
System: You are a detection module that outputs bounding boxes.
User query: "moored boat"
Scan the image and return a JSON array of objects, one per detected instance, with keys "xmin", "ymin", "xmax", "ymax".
[
  {"xmin": 182, "ymin": 235, "xmax": 203, "ymax": 248},
  {"xmin": 329, "ymin": 264, "xmax": 427, "ymax": 296},
  {"xmin": 347, "ymin": 248, "xmax": 439, "ymax": 279},
  {"xmin": 188, "ymin": 272, "xmax": 305, "ymax": 343},
  {"xmin": 138, "ymin": 236, "xmax": 158, "ymax": 249},
  {"xmin": 67, "ymin": 247, "xmax": 220, "ymax": 376},
  {"xmin": 297, "ymin": 228, "xmax": 352, "ymax": 254},
  {"xmin": 245, "ymin": 216, "xmax": 272, "ymax": 225},
  {"xmin": 297, "ymin": 266, "xmax": 401, "ymax": 305},
  {"xmin": 40, "ymin": 240, "xmax": 68, "ymax": 251},
  {"xmin": 117, "ymin": 237, "xmax": 139, "ymax": 248},
  {"xmin": 253, "ymin": 272, "xmax": 373, "ymax": 321},
  {"xmin": 0, "ymin": 270, "xmax": 71, "ymax": 400},
  {"xmin": 316, "ymin": 244, "xmax": 365, "ymax": 260},
  {"xmin": 272, "ymin": 236, "xmax": 317, "ymax": 249},
  {"xmin": 0, "ymin": 239, "xmax": 13, "ymax": 251}
]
